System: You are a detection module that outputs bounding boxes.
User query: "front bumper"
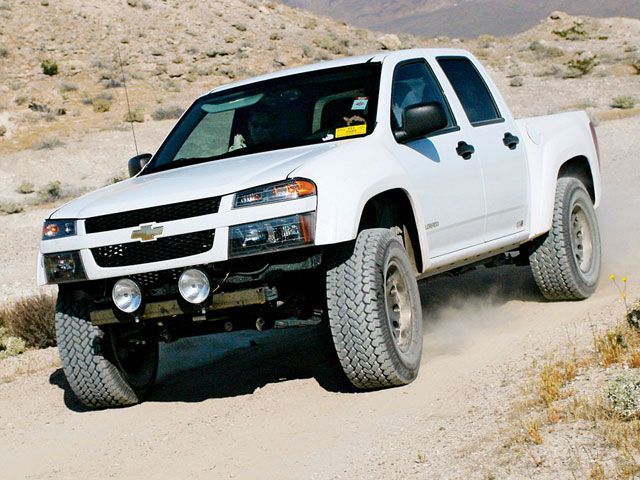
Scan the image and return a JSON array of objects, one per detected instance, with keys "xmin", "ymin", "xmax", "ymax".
[{"xmin": 37, "ymin": 194, "xmax": 317, "ymax": 286}]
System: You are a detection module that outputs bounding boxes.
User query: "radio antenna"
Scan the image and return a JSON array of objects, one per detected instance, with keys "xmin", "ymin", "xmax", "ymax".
[{"xmin": 116, "ymin": 45, "xmax": 139, "ymax": 156}]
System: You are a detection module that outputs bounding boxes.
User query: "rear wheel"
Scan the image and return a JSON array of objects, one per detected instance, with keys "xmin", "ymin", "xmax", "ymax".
[
  {"xmin": 55, "ymin": 296, "xmax": 158, "ymax": 408},
  {"xmin": 326, "ymin": 229, "xmax": 423, "ymax": 389},
  {"xmin": 529, "ymin": 177, "xmax": 601, "ymax": 300}
]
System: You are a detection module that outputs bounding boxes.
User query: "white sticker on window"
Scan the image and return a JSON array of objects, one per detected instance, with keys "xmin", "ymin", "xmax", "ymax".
[{"xmin": 351, "ymin": 97, "xmax": 369, "ymax": 111}]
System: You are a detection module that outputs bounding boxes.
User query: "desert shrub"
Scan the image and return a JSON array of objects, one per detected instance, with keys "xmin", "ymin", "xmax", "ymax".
[
  {"xmin": 36, "ymin": 180, "xmax": 62, "ymax": 203},
  {"xmin": 553, "ymin": 21, "xmax": 588, "ymax": 40},
  {"xmin": 612, "ymin": 96, "xmax": 636, "ymax": 109},
  {"xmin": 92, "ymin": 97, "xmax": 111, "ymax": 113},
  {"xmin": 270, "ymin": 32, "xmax": 283, "ymax": 41},
  {"xmin": 59, "ymin": 81, "xmax": 78, "ymax": 92},
  {"xmin": 313, "ymin": 36, "xmax": 348, "ymax": 55},
  {"xmin": 0, "ymin": 332, "xmax": 27, "ymax": 359},
  {"xmin": 529, "ymin": 41, "xmax": 564, "ymax": 59},
  {"xmin": 102, "ymin": 78, "xmax": 123, "ymax": 89},
  {"xmin": 17, "ymin": 181, "xmax": 34, "ymax": 194},
  {"xmin": 0, "ymin": 125, "xmax": 6, "ymax": 136},
  {"xmin": 0, "ymin": 294, "xmax": 56, "ymax": 348},
  {"xmin": 124, "ymin": 109, "xmax": 144, "ymax": 122},
  {"xmin": 510, "ymin": 77, "xmax": 523, "ymax": 87},
  {"xmin": 0, "ymin": 46, "xmax": 8, "ymax": 58},
  {"xmin": 233, "ymin": 23, "xmax": 247, "ymax": 32},
  {"xmin": 31, "ymin": 136, "xmax": 64, "ymax": 150},
  {"xmin": 0, "ymin": 202, "xmax": 24, "ymax": 215},
  {"xmin": 564, "ymin": 52, "xmax": 598, "ymax": 78},
  {"xmin": 41, "ymin": 59, "xmax": 58, "ymax": 76},
  {"xmin": 477, "ymin": 34, "xmax": 495, "ymax": 49},
  {"xmin": 607, "ymin": 376, "xmax": 640, "ymax": 420},
  {"xmin": 631, "ymin": 60, "xmax": 640, "ymax": 75},
  {"xmin": 152, "ymin": 105, "xmax": 183, "ymax": 120}
]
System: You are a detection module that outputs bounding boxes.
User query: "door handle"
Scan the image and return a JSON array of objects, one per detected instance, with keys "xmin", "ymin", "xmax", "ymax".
[
  {"xmin": 503, "ymin": 132, "xmax": 520, "ymax": 150},
  {"xmin": 456, "ymin": 141, "xmax": 475, "ymax": 160}
]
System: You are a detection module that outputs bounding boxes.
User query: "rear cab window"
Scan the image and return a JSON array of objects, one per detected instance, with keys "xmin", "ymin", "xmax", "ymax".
[{"xmin": 437, "ymin": 57, "xmax": 503, "ymax": 126}]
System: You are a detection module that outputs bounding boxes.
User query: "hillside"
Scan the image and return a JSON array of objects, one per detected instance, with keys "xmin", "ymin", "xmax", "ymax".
[
  {"xmin": 0, "ymin": 0, "xmax": 426, "ymax": 155},
  {"xmin": 282, "ymin": 0, "xmax": 640, "ymax": 37}
]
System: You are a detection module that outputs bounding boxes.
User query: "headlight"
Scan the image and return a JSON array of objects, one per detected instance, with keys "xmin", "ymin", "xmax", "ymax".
[
  {"xmin": 112, "ymin": 279, "xmax": 142, "ymax": 313},
  {"xmin": 178, "ymin": 269, "xmax": 211, "ymax": 304},
  {"xmin": 42, "ymin": 220, "xmax": 77, "ymax": 240},
  {"xmin": 43, "ymin": 251, "xmax": 86, "ymax": 283},
  {"xmin": 233, "ymin": 178, "xmax": 316, "ymax": 208},
  {"xmin": 229, "ymin": 212, "xmax": 315, "ymax": 257}
]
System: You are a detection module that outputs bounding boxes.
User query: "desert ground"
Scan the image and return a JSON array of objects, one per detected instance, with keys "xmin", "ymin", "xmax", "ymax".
[{"xmin": 1, "ymin": 1, "xmax": 640, "ymax": 479}]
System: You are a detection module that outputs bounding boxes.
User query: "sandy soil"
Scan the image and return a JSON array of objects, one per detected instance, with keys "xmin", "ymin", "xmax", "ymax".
[{"xmin": 0, "ymin": 112, "xmax": 638, "ymax": 478}]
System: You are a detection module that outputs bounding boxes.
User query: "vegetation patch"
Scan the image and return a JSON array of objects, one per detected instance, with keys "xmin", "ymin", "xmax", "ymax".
[
  {"xmin": 611, "ymin": 96, "xmax": 636, "ymax": 110},
  {"xmin": 40, "ymin": 59, "xmax": 58, "ymax": 76},
  {"xmin": 0, "ymin": 294, "xmax": 56, "ymax": 349}
]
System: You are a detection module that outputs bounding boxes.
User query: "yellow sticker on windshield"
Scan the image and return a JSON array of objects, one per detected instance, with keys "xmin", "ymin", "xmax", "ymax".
[{"xmin": 335, "ymin": 124, "xmax": 367, "ymax": 139}]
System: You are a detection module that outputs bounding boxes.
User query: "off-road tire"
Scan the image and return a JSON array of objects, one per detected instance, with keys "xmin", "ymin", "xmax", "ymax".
[
  {"xmin": 529, "ymin": 177, "xmax": 601, "ymax": 300},
  {"xmin": 326, "ymin": 228, "xmax": 423, "ymax": 389},
  {"xmin": 55, "ymin": 297, "xmax": 158, "ymax": 408}
]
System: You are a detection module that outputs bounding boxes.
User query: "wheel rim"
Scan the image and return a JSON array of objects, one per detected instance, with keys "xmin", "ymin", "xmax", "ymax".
[
  {"xmin": 384, "ymin": 258, "xmax": 414, "ymax": 353},
  {"xmin": 109, "ymin": 327, "xmax": 157, "ymax": 390},
  {"xmin": 570, "ymin": 203, "xmax": 594, "ymax": 273}
]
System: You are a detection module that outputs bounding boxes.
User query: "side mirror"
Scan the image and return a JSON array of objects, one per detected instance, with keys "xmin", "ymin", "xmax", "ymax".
[
  {"xmin": 394, "ymin": 102, "xmax": 448, "ymax": 143},
  {"xmin": 127, "ymin": 153, "xmax": 152, "ymax": 177}
]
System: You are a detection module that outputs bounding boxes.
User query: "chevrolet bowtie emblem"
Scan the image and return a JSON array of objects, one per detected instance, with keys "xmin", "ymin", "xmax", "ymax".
[{"xmin": 131, "ymin": 224, "xmax": 164, "ymax": 242}]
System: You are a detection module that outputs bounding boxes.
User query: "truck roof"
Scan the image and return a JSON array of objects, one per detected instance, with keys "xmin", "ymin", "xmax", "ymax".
[{"xmin": 205, "ymin": 48, "xmax": 471, "ymax": 96}]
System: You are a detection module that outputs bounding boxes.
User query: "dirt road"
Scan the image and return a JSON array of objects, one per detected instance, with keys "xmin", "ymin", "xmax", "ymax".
[{"xmin": 1, "ymin": 116, "xmax": 638, "ymax": 479}]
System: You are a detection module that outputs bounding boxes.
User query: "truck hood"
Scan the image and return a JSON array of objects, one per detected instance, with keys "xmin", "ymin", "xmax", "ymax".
[{"xmin": 50, "ymin": 143, "xmax": 336, "ymax": 219}]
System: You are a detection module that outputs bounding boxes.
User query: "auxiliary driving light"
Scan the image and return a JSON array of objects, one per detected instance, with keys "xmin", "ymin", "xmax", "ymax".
[
  {"xmin": 112, "ymin": 278, "xmax": 142, "ymax": 313},
  {"xmin": 178, "ymin": 269, "xmax": 211, "ymax": 304}
]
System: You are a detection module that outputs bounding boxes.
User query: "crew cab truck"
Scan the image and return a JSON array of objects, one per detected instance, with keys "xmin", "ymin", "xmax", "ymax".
[{"xmin": 38, "ymin": 49, "xmax": 602, "ymax": 408}]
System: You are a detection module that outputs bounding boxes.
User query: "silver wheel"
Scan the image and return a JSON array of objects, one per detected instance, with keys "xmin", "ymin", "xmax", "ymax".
[
  {"xmin": 385, "ymin": 259, "xmax": 414, "ymax": 353},
  {"xmin": 570, "ymin": 205, "xmax": 594, "ymax": 273}
]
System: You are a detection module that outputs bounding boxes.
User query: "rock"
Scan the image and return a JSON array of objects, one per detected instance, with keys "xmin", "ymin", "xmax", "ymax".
[
  {"xmin": 378, "ymin": 33, "xmax": 402, "ymax": 51},
  {"xmin": 166, "ymin": 64, "xmax": 183, "ymax": 78}
]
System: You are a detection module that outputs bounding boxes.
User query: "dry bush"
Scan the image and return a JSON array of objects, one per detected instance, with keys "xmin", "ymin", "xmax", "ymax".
[
  {"xmin": 0, "ymin": 202, "xmax": 24, "ymax": 215},
  {"xmin": 17, "ymin": 181, "xmax": 34, "ymax": 194},
  {"xmin": 0, "ymin": 124, "xmax": 6, "ymax": 137},
  {"xmin": 92, "ymin": 97, "xmax": 112, "ymax": 113},
  {"xmin": 124, "ymin": 109, "xmax": 144, "ymax": 122},
  {"xmin": 0, "ymin": 294, "xmax": 57, "ymax": 348},
  {"xmin": 553, "ymin": 21, "xmax": 588, "ymax": 40},
  {"xmin": 31, "ymin": 136, "xmax": 64, "ymax": 150},
  {"xmin": 538, "ymin": 358, "xmax": 577, "ymax": 405},
  {"xmin": 611, "ymin": 96, "xmax": 636, "ymax": 110},
  {"xmin": 36, "ymin": 180, "xmax": 62, "ymax": 203},
  {"xmin": 151, "ymin": 104, "xmax": 183, "ymax": 120},
  {"xmin": 564, "ymin": 52, "xmax": 599, "ymax": 78}
]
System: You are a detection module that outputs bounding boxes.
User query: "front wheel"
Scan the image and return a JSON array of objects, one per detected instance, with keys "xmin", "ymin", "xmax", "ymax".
[
  {"xmin": 529, "ymin": 177, "xmax": 602, "ymax": 300},
  {"xmin": 326, "ymin": 229, "xmax": 423, "ymax": 389},
  {"xmin": 55, "ymin": 296, "xmax": 158, "ymax": 408}
]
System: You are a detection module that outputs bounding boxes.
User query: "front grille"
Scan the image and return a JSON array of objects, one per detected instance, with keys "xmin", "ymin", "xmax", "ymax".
[
  {"xmin": 91, "ymin": 229, "xmax": 215, "ymax": 268},
  {"xmin": 85, "ymin": 197, "xmax": 221, "ymax": 234}
]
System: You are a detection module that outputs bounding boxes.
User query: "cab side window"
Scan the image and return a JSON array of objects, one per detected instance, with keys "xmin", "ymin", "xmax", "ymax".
[
  {"xmin": 437, "ymin": 57, "xmax": 502, "ymax": 125},
  {"xmin": 391, "ymin": 61, "xmax": 454, "ymax": 132}
]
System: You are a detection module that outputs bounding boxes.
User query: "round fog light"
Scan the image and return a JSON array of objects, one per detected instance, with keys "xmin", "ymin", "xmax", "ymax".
[
  {"xmin": 178, "ymin": 269, "xmax": 210, "ymax": 304},
  {"xmin": 112, "ymin": 278, "xmax": 142, "ymax": 313}
]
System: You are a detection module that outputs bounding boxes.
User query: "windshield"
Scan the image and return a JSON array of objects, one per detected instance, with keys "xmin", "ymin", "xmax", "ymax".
[{"xmin": 144, "ymin": 63, "xmax": 381, "ymax": 174}]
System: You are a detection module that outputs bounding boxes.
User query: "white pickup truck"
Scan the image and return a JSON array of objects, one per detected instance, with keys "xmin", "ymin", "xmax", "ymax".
[{"xmin": 38, "ymin": 48, "xmax": 602, "ymax": 408}]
